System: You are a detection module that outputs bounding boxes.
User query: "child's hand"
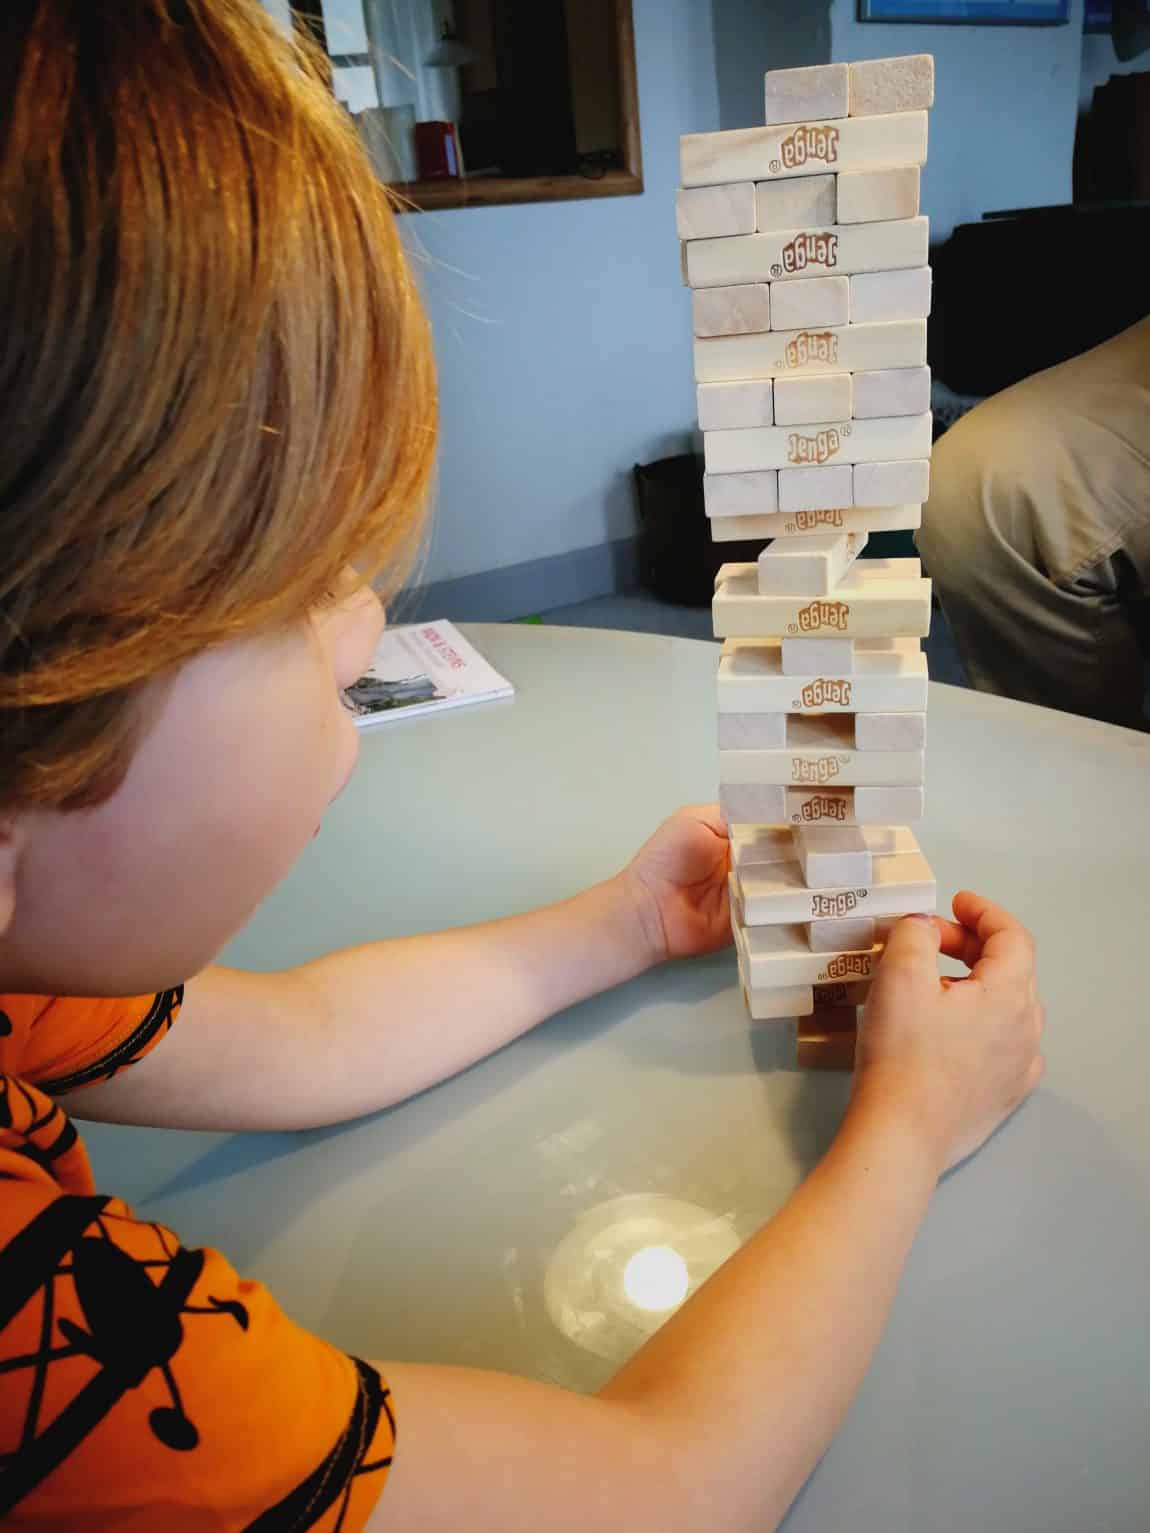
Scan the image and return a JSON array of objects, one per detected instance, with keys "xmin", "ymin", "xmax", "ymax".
[
  {"xmin": 620, "ymin": 804, "xmax": 732, "ymax": 966},
  {"xmin": 853, "ymin": 891, "xmax": 1046, "ymax": 1173}
]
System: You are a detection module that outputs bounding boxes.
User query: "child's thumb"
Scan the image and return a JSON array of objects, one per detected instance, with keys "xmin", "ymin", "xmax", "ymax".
[{"xmin": 874, "ymin": 913, "xmax": 941, "ymax": 987}]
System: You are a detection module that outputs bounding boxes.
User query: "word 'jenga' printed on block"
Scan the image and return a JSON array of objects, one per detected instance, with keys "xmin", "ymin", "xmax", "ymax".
[
  {"xmin": 694, "ymin": 319, "xmax": 927, "ymax": 383},
  {"xmin": 708, "ymin": 503, "xmax": 922, "ymax": 542}
]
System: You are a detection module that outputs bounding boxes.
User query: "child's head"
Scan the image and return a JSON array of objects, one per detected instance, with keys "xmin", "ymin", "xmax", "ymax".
[{"xmin": 0, "ymin": 0, "xmax": 435, "ymax": 995}]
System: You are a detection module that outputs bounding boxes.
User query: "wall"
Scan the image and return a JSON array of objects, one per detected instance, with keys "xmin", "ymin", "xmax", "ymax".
[
  {"xmin": 830, "ymin": 0, "xmax": 1086, "ymax": 238},
  {"xmin": 712, "ymin": 0, "xmax": 832, "ymax": 130},
  {"xmin": 404, "ymin": 0, "xmax": 719, "ymax": 590}
]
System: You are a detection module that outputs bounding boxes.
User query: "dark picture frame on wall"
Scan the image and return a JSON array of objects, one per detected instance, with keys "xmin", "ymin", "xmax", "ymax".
[{"xmin": 859, "ymin": 0, "xmax": 1069, "ymax": 21}]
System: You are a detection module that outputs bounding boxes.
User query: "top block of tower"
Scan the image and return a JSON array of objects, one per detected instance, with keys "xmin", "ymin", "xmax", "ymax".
[
  {"xmin": 849, "ymin": 56, "xmax": 935, "ymax": 117},
  {"xmin": 765, "ymin": 63, "xmax": 849, "ymax": 126}
]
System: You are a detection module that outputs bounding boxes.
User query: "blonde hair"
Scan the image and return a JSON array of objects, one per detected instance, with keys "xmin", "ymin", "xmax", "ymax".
[{"xmin": 0, "ymin": 0, "xmax": 436, "ymax": 807}]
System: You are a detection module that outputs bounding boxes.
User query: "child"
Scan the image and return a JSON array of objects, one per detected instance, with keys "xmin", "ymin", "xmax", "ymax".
[{"xmin": 0, "ymin": 4, "xmax": 1044, "ymax": 1528}]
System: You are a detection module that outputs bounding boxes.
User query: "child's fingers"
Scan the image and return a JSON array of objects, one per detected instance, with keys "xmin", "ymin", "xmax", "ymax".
[
  {"xmin": 873, "ymin": 912, "xmax": 941, "ymax": 988},
  {"xmin": 951, "ymin": 890, "xmax": 1036, "ymax": 985},
  {"xmin": 933, "ymin": 916, "xmax": 982, "ymax": 968}
]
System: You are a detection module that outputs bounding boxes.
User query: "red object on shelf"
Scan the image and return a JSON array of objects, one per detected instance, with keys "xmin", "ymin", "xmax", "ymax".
[{"xmin": 414, "ymin": 121, "xmax": 462, "ymax": 180}]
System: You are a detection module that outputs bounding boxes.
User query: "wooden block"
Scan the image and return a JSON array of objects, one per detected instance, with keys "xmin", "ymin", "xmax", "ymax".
[
  {"xmin": 675, "ymin": 182, "xmax": 756, "ymax": 241},
  {"xmin": 850, "ymin": 266, "xmax": 932, "ymax": 323},
  {"xmin": 704, "ymin": 469, "xmax": 779, "ymax": 519},
  {"xmin": 697, "ymin": 380, "xmax": 774, "ymax": 432},
  {"xmin": 686, "ymin": 216, "xmax": 929, "ymax": 289},
  {"xmin": 777, "ymin": 463, "xmax": 853, "ymax": 513},
  {"xmin": 786, "ymin": 784, "xmax": 924, "ymax": 825},
  {"xmin": 854, "ymin": 711, "xmax": 927, "ymax": 750},
  {"xmin": 739, "ymin": 846, "xmax": 938, "ymax": 913},
  {"xmin": 756, "ymin": 530, "xmax": 866, "ymax": 596},
  {"xmin": 836, "ymin": 166, "xmax": 920, "ymax": 225},
  {"xmin": 773, "ymin": 372, "xmax": 852, "ymax": 427},
  {"xmin": 681, "ymin": 111, "xmax": 928, "ymax": 189},
  {"xmin": 768, "ymin": 275, "xmax": 849, "ymax": 332},
  {"xmin": 741, "ymin": 976, "xmax": 815, "ymax": 1022},
  {"xmin": 680, "ymin": 241, "xmax": 689, "ymax": 287},
  {"xmin": 739, "ymin": 920, "xmax": 881, "ymax": 988},
  {"xmin": 695, "ymin": 318, "xmax": 927, "ymax": 383},
  {"xmin": 852, "ymin": 367, "xmax": 931, "ymax": 419},
  {"xmin": 854, "ymin": 458, "xmax": 931, "ymax": 508},
  {"xmin": 693, "ymin": 284, "xmax": 771, "ymax": 338},
  {"xmin": 754, "ymin": 174, "xmax": 836, "ymax": 234},
  {"xmin": 716, "ymin": 644, "xmax": 928, "ymax": 713},
  {"xmin": 849, "ymin": 55, "xmax": 935, "ymax": 118},
  {"xmin": 717, "ymin": 712, "xmax": 787, "ymax": 749},
  {"xmin": 764, "ymin": 63, "xmax": 849, "ymax": 126},
  {"xmin": 807, "ymin": 915, "xmax": 876, "ymax": 953},
  {"xmin": 713, "ymin": 559, "xmax": 934, "ymax": 638},
  {"xmin": 709, "ymin": 503, "xmax": 922, "ymax": 542},
  {"xmin": 779, "ymin": 632, "xmax": 922, "ymax": 677},
  {"xmin": 852, "ymin": 785, "xmax": 925, "ymax": 822},
  {"xmin": 705, "ymin": 410, "xmax": 933, "ymax": 475},
  {"xmin": 718, "ymin": 730, "xmax": 925, "ymax": 788},
  {"xmin": 781, "ymin": 636, "xmax": 854, "ymax": 674},
  {"xmin": 724, "ymin": 553, "xmax": 916, "ymax": 585},
  {"xmin": 720, "ymin": 783, "xmax": 786, "ymax": 825},
  {"xmin": 795, "ymin": 823, "xmax": 871, "ymax": 888},
  {"xmin": 730, "ymin": 823, "xmax": 797, "ymax": 868}
]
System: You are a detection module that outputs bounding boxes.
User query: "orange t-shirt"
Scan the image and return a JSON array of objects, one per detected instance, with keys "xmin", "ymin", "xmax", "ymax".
[{"xmin": 0, "ymin": 991, "xmax": 394, "ymax": 1529}]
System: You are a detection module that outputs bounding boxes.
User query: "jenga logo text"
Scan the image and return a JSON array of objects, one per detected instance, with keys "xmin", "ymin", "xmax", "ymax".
[
  {"xmin": 781, "ymin": 231, "xmax": 838, "ymax": 275},
  {"xmin": 783, "ymin": 331, "xmax": 839, "ymax": 369},
  {"xmin": 797, "ymin": 795, "xmax": 848, "ymax": 822},
  {"xmin": 787, "ymin": 427, "xmax": 844, "ymax": 466},
  {"xmin": 794, "ymin": 509, "xmax": 844, "ymax": 531},
  {"xmin": 797, "ymin": 599, "xmax": 850, "ymax": 632},
  {"xmin": 792, "ymin": 756, "xmax": 842, "ymax": 784},
  {"xmin": 801, "ymin": 678, "xmax": 852, "ymax": 708},
  {"xmin": 826, "ymin": 953, "xmax": 873, "ymax": 979},
  {"xmin": 779, "ymin": 123, "xmax": 840, "ymax": 170},
  {"xmin": 811, "ymin": 891, "xmax": 860, "ymax": 917}
]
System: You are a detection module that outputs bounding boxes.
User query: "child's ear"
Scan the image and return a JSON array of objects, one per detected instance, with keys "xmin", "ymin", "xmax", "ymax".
[{"xmin": 0, "ymin": 819, "xmax": 24, "ymax": 936}]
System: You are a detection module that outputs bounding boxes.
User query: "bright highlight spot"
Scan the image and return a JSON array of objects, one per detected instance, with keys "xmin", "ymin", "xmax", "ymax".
[{"xmin": 622, "ymin": 1245, "xmax": 690, "ymax": 1313}]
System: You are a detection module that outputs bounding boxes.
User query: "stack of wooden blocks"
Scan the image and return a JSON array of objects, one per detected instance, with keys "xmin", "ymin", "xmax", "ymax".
[{"xmin": 677, "ymin": 55, "xmax": 937, "ymax": 1071}]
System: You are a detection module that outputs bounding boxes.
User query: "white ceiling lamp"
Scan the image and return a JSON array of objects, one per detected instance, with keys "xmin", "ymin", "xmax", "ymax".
[{"xmin": 425, "ymin": 21, "xmax": 478, "ymax": 69}]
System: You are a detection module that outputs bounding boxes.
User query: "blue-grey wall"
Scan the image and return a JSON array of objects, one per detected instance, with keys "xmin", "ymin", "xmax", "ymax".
[{"xmin": 402, "ymin": 0, "xmax": 717, "ymax": 591}]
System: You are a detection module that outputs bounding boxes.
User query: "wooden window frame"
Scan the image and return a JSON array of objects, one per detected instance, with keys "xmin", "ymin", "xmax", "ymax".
[{"xmin": 384, "ymin": 0, "xmax": 642, "ymax": 213}]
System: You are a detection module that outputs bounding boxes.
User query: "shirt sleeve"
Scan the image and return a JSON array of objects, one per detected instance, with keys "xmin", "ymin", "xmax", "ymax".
[
  {"xmin": 0, "ymin": 1160, "xmax": 395, "ymax": 1530},
  {"xmin": 13, "ymin": 988, "xmax": 184, "ymax": 1095}
]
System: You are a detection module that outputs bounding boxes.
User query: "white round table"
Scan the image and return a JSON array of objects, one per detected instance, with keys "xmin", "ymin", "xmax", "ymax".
[{"xmin": 86, "ymin": 624, "xmax": 1150, "ymax": 1532}]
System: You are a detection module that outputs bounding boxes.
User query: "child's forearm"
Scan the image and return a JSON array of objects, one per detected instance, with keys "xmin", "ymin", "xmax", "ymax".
[
  {"xmin": 287, "ymin": 873, "xmax": 661, "ymax": 1118},
  {"xmin": 599, "ymin": 1084, "xmax": 942, "ymax": 1529},
  {"xmin": 64, "ymin": 875, "xmax": 662, "ymax": 1133}
]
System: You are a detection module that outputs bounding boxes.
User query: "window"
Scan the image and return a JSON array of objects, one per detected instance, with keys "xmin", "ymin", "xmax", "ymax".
[{"xmin": 295, "ymin": 0, "xmax": 642, "ymax": 211}]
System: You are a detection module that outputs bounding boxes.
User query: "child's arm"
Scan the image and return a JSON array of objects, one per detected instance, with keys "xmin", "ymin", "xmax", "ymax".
[
  {"xmin": 60, "ymin": 806, "xmax": 731, "ymax": 1131},
  {"xmin": 365, "ymin": 897, "xmax": 1044, "ymax": 1533}
]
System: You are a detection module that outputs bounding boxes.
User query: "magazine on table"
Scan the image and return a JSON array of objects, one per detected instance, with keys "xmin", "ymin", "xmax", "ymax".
[{"xmin": 344, "ymin": 619, "xmax": 514, "ymax": 726}]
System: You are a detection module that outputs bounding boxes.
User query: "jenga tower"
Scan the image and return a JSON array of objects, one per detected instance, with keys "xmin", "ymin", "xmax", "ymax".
[{"xmin": 677, "ymin": 56, "xmax": 936, "ymax": 1071}]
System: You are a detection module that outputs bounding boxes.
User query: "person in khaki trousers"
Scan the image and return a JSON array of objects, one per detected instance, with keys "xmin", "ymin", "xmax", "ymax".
[{"xmin": 918, "ymin": 315, "xmax": 1150, "ymax": 732}]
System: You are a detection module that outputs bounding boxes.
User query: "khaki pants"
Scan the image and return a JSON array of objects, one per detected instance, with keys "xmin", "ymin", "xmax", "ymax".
[{"xmin": 917, "ymin": 316, "xmax": 1150, "ymax": 730}]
